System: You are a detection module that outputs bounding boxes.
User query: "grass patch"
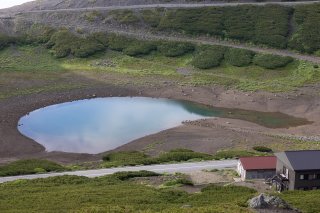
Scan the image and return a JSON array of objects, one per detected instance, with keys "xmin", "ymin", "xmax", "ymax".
[
  {"xmin": 0, "ymin": 43, "xmax": 319, "ymax": 99},
  {"xmin": 281, "ymin": 190, "xmax": 320, "ymax": 213},
  {"xmin": 102, "ymin": 149, "xmax": 213, "ymax": 168},
  {"xmin": 0, "ymin": 174, "xmax": 256, "ymax": 212},
  {"xmin": 102, "ymin": 149, "xmax": 266, "ymax": 168},
  {"xmin": 0, "ymin": 45, "xmax": 64, "ymax": 72},
  {"xmin": 162, "ymin": 174, "xmax": 193, "ymax": 188},
  {"xmin": 0, "ymin": 159, "xmax": 66, "ymax": 177},
  {"xmin": 212, "ymin": 150, "xmax": 269, "ymax": 160}
]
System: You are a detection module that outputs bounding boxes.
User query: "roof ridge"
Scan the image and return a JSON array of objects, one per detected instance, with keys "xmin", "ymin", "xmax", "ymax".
[
  {"xmin": 284, "ymin": 150, "xmax": 320, "ymax": 153},
  {"xmin": 239, "ymin": 156, "xmax": 275, "ymax": 158}
]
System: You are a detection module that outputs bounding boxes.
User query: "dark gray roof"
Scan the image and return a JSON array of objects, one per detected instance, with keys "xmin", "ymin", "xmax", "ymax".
[{"xmin": 275, "ymin": 150, "xmax": 320, "ymax": 171}]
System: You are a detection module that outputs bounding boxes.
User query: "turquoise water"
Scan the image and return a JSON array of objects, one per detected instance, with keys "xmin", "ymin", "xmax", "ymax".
[{"xmin": 18, "ymin": 97, "xmax": 310, "ymax": 154}]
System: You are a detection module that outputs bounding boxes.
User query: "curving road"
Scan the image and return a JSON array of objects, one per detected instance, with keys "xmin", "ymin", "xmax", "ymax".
[
  {"xmin": 0, "ymin": 159, "xmax": 237, "ymax": 183},
  {"xmin": 24, "ymin": 1, "xmax": 320, "ymax": 13}
]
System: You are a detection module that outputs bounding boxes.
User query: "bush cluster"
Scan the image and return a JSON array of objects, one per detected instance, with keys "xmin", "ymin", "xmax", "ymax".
[
  {"xmin": 157, "ymin": 5, "xmax": 291, "ymax": 48},
  {"xmin": 0, "ymin": 29, "xmax": 296, "ymax": 70},
  {"xmin": 111, "ymin": 171, "xmax": 160, "ymax": 181},
  {"xmin": 107, "ymin": 34, "xmax": 134, "ymax": 51},
  {"xmin": 192, "ymin": 45, "xmax": 226, "ymax": 69},
  {"xmin": 156, "ymin": 149, "xmax": 213, "ymax": 162},
  {"xmin": 253, "ymin": 54, "xmax": 294, "ymax": 69},
  {"xmin": 100, "ymin": 4, "xmax": 320, "ymax": 53},
  {"xmin": 288, "ymin": 4, "xmax": 320, "ymax": 53},
  {"xmin": 212, "ymin": 150, "xmax": 265, "ymax": 160},
  {"xmin": 123, "ymin": 41, "xmax": 157, "ymax": 56},
  {"xmin": 158, "ymin": 41, "xmax": 195, "ymax": 57},
  {"xmin": 0, "ymin": 159, "xmax": 66, "ymax": 177},
  {"xmin": 102, "ymin": 149, "xmax": 214, "ymax": 168},
  {"xmin": 101, "ymin": 148, "xmax": 268, "ymax": 168},
  {"xmin": 252, "ymin": 146, "xmax": 273, "ymax": 153},
  {"xmin": 25, "ymin": 24, "xmax": 55, "ymax": 44},
  {"xmin": 46, "ymin": 30, "xmax": 105, "ymax": 58},
  {"xmin": 0, "ymin": 34, "xmax": 23, "ymax": 50},
  {"xmin": 224, "ymin": 48, "xmax": 255, "ymax": 67}
]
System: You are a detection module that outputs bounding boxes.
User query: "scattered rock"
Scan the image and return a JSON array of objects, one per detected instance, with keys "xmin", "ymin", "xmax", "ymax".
[
  {"xmin": 181, "ymin": 204, "xmax": 192, "ymax": 208},
  {"xmin": 90, "ymin": 60, "xmax": 115, "ymax": 67},
  {"xmin": 176, "ymin": 67, "xmax": 193, "ymax": 75},
  {"xmin": 248, "ymin": 193, "xmax": 292, "ymax": 210}
]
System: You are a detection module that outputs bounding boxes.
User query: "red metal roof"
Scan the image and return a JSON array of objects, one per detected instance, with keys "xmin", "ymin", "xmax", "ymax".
[{"xmin": 240, "ymin": 156, "xmax": 276, "ymax": 170}]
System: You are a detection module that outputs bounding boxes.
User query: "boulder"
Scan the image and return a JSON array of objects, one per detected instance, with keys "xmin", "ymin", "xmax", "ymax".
[{"xmin": 249, "ymin": 193, "xmax": 291, "ymax": 209}]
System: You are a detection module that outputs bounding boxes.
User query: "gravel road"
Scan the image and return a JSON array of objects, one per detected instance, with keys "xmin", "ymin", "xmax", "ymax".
[{"xmin": 0, "ymin": 160, "xmax": 237, "ymax": 183}]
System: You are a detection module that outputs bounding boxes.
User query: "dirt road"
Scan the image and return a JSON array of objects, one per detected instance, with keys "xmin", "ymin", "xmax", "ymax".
[{"xmin": 23, "ymin": 1, "xmax": 320, "ymax": 13}]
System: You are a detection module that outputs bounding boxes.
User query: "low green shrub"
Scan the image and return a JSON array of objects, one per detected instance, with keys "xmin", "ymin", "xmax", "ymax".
[
  {"xmin": 0, "ymin": 159, "xmax": 66, "ymax": 177},
  {"xmin": 252, "ymin": 146, "xmax": 273, "ymax": 153},
  {"xmin": 123, "ymin": 41, "xmax": 157, "ymax": 56},
  {"xmin": 101, "ymin": 148, "xmax": 262, "ymax": 168},
  {"xmin": 89, "ymin": 32, "xmax": 109, "ymax": 47},
  {"xmin": 213, "ymin": 150, "xmax": 261, "ymax": 160},
  {"xmin": 158, "ymin": 41, "xmax": 195, "ymax": 57},
  {"xmin": 0, "ymin": 34, "xmax": 15, "ymax": 50},
  {"xmin": 253, "ymin": 54, "xmax": 293, "ymax": 69},
  {"xmin": 25, "ymin": 24, "xmax": 55, "ymax": 44},
  {"xmin": 192, "ymin": 45, "xmax": 226, "ymax": 69},
  {"xmin": 102, "ymin": 151, "xmax": 149, "ymax": 166},
  {"xmin": 46, "ymin": 30, "xmax": 105, "ymax": 58},
  {"xmin": 111, "ymin": 171, "xmax": 160, "ymax": 181},
  {"xmin": 289, "ymin": 4, "xmax": 320, "ymax": 53},
  {"xmin": 107, "ymin": 34, "xmax": 134, "ymax": 51},
  {"xmin": 102, "ymin": 149, "xmax": 213, "ymax": 168},
  {"xmin": 110, "ymin": 10, "xmax": 139, "ymax": 24},
  {"xmin": 157, "ymin": 150, "xmax": 213, "ymax": 162},
  {"xmin": 72, "ymin": 37, "xmax": 105, "ymax": 58},
  {"xmin": 225, "ymin": 48, "xmax": 255, "ymax": 67},
  {"xmin": 169, "ymin": 148, "xmax": 194, "ymax": 153},
  {"xmin": 141, "ymin": 9, "xmax": 162, "ymax": 28},
  {"xmin": 163, "ymin": 178, "xmax": 193, "ymax": 187}
]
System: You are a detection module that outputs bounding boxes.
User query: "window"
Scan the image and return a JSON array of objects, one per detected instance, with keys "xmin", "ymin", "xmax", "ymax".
[
  {"xmin": 300, "ymin": 174, "xmax": 309, "ymax": 180},
  {"xmin": 309, "ymin": 174, "xmax": 317, "ymax": 180},
  {"xmin": 283, "ymin": 166, "xmax": 289, "ymax": 179},
  {"xmin": 317, "ymin": 174, "xmax": 320, "ymax": 180}
]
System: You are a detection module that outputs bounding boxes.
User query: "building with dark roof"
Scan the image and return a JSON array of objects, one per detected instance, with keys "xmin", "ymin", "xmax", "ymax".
[
  {"xmin": 237, "ymin": 156, "xmax": 276, "ymax": 181},
  {"xmin": 273, "ymin": 150, "xmax": 320, "ymax": 191}
]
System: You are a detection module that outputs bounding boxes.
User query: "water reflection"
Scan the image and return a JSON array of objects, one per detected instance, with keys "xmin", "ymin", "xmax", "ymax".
[
  {"xmin": 18, "ymin": 98, "xmax": 205, "ymax": 154},
  {"xmin": 18, "ymin": 97, "xmax": 311, "ymax": 154}
]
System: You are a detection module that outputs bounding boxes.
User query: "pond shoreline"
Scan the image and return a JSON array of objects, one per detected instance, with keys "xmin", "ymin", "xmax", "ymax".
[{"xmin": 0, "ymin": 83, "xmax": 319, "ymax": 164}]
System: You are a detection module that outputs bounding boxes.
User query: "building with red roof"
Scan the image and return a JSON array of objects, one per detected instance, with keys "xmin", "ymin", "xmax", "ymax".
[{"xmin": 237, "ymin": 156, "xmax": 276, "ymax": 181}]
